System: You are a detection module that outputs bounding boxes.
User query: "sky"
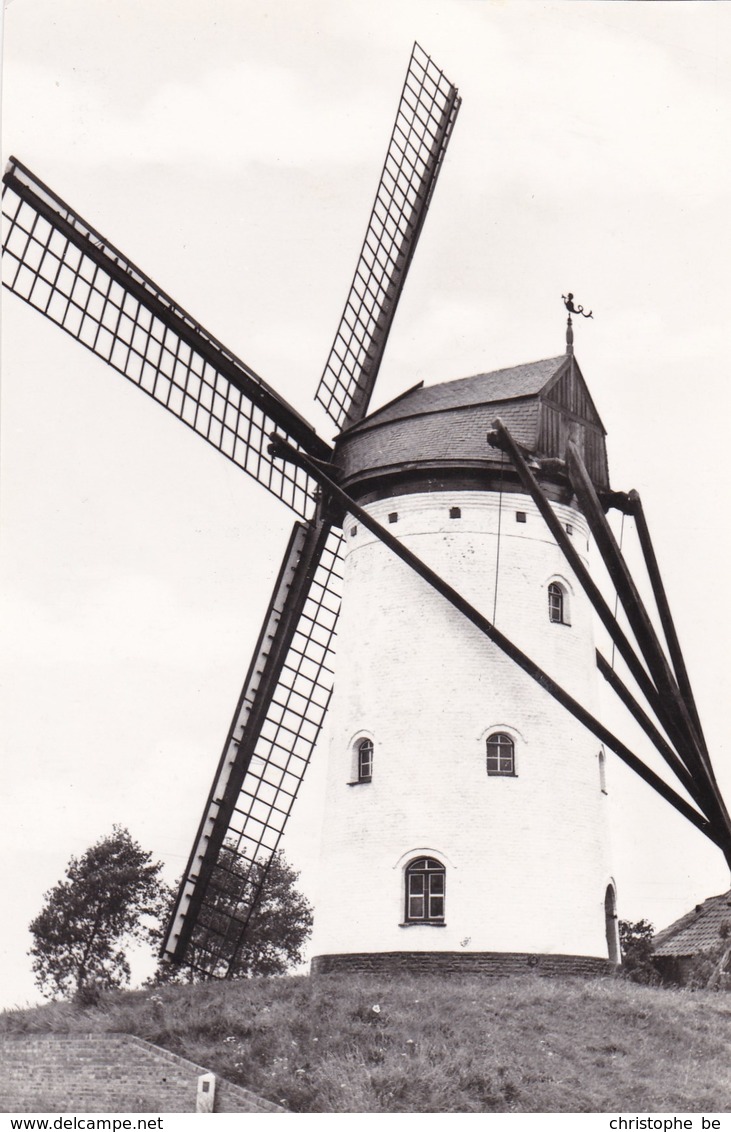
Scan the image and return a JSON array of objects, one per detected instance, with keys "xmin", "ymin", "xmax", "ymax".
[{"xmin": 2, "ymin": 0, "xmax": 731, "ymax": 1009}]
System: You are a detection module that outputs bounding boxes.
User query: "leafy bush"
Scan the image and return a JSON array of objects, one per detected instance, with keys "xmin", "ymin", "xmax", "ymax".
[{"xmin": 618, "ymin": 919, "xmax": 659, "ymax": 984}]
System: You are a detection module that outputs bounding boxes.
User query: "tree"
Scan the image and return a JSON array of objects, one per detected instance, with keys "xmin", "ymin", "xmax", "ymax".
[
  {"xmin": 618, "ymin": 918, "xmax": 658, "ymax": 984},
  {"xmin": 232, "ymin": 850, "xmax": 313, "ymax": 977},
  {"xmin": 154, "ymin": 847, "xmax": 313, "ymax": 983},
  {"xmin": 29, "ymin": 826, "xmax": 167, "ymax": 1000}
]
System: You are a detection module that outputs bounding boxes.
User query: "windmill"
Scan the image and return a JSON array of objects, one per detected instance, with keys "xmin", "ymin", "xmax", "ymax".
[{"xmin": 3, "ymin": 43, "xmax": 729, "ymax": 979}]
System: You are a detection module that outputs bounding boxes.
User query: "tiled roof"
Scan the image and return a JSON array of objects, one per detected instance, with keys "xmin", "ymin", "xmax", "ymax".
[
  {"xmin": 653, "ymin": 890, "xmax": 731, "ymax": 957},
  {"xmin": 351, "ymin": 356, "xmax": 568, "ymax": 432},
  {"xmin": 338, "ymin": 397, "xmax": 539, "ymax": 483}
]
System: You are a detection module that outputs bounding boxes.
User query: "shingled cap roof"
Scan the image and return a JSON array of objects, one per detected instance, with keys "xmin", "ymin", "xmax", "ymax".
[
  {"xmin": 347, "ymin": 355, "xmax": 569, "ymax": 432},
  {"xmin": 335, "ymin": 354, "xmax": 609, "ymax": 493},
  {"xmin": 653, "ymin": 890, "xmax": 731, "ymax": 957}
]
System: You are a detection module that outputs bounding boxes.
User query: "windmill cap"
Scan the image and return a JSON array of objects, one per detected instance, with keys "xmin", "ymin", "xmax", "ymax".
[{"xmin": 334, "ymin": 355, "xmax": 608, "ymax": 500}]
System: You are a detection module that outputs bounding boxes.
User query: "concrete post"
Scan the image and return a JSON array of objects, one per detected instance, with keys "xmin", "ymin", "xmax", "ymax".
[{"xmin": 196, "ymin": 1073, "xmax": 216, "ymax": 1113}]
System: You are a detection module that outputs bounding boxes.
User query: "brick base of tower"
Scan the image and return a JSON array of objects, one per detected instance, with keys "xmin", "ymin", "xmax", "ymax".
[{"xmin": 311, "ymin": 952, "xmax": 615, "ymax": 977}]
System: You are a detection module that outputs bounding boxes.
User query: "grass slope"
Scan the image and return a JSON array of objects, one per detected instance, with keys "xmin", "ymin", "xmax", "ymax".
[{"xmin": 3, "ymin": 974, "xmax": 730, "ymax": 1113}]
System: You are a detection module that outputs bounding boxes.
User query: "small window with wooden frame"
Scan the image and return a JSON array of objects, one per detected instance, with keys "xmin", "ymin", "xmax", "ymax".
[
  {"xmin": 404, "ymin": 857, "xmax": 445, "ymax": 924},
  {"xmin": 348, "ymin": 734, "xmax": 374, "ymax": 785},
  {"xmin": 548, "ymin": 580, "xmax": 570, "ymax": 625},
  {"xmin": 357, "ymin": 737, "xmax": 373, "ymax": 783},
  {"xmin": 486, "ymin": 731, "xmax": 516, "ymax": 777}
]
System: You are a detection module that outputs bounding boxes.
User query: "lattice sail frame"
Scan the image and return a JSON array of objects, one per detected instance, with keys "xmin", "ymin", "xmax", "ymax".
[
  {"xmin": 164, "ymin": 520, "xmax": 344, "ymax": 977},
  {"xmin": 164, "ymin": 45, "xmax": 462, "ymax": 973},
  {"xmin": 2, "ymin": 159, "xmax": 329, "ymax": 519},
  {"xmin": 2, "ymin": 43, "xmax": 463, "ymax": 977},
  {"xmin": 316, "ymin": 42, "xmax": 461, "ymax": 429}
]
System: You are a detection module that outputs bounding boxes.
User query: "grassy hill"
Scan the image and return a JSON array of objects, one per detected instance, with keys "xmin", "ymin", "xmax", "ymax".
[{"xmin": 2, "ymin": 973, "xmax": 730, "ymax": 1113}]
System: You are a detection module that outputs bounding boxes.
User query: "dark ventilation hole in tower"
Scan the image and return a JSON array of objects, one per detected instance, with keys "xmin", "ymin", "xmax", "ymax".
[
  {"xmin": 516, "ymin": 511, "xmax": 527, "ymax": 523},
  {"xmin": 388, "ymin": 512, "xmax": 398, "ymax": 524},
  {"xmin": 450, "ymin": 506, "xmax": 461, "ymax": 519},
  {"xmin": 605, "ymin": 885, "xmax": 620, "ymax": 964}
]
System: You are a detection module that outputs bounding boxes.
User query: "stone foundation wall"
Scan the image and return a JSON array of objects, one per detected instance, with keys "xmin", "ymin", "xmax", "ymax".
[{"xmin": 312, "ymin": 950, "xmax": 613, "ymax": 977}]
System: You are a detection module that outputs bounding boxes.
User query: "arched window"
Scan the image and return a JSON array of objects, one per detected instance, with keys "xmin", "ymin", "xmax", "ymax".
[
  {"xmin": 548, "ymin": 581, "xmax": 566, "ymax": 624},
  {"xmin": 405, "ymin": 857, "xmax": 445, "ymax": 923},
  {"xmin": 486, "ymin": 732, "xmax": 515, "ymax": 776},
  {"xmin": 357, "ymin": 737, "xmax": 373, "ymax": 782}
]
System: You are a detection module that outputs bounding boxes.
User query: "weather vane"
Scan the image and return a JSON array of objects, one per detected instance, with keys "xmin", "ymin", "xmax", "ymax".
[
  {"xmin": 562, "ymin": 293, "xmax": 592, "ymax": 356},
  {"xmin": 562, "ymin": 292, "xmax": 593, "ymax": 319}
]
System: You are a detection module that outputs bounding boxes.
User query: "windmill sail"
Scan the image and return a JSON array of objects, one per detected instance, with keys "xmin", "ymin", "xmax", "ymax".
[
  {"xmin": 315, "ymin": 42, "xmax": 461, "ymax": 429},
  {"xmin": 2, "ymin": 158, "xmax": 330, "ymax": 518},
  {"xmin": 163, "ymin": 43, "xmax": 462, "ymax": 975},
  {"xmin": 163, "ymin": 518, "xmax": 344, "ymax": 977},
  {"xmin": 3, "ymin": 43, "xmax": 463, "ymax": 977}
]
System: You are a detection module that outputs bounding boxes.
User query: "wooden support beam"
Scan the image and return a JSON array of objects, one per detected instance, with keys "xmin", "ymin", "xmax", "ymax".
[
  {"xmin": 629, "ymin": 489, "xmax": 707, "ymax": 751},
  {"xmin": 492, "ymin": 419, "xmax": 731, "ymax": 860},
  {"xmin": 488, "ymin": 419, "xmax": 694, "ymax": 768},
  {"xmin": 566, "ymin": 443, "xmax": 708, "ymax": 769},
  {"xmin": 596, "ymin": 650, "xmax": 707, "ymax": 808},
  {"xmin": 269, "ymin": 433, "xmax": 724, "ymax": 854},
  {"xmin": 566, "ymin": 441, "xmax": 731, "ymax": 850}
]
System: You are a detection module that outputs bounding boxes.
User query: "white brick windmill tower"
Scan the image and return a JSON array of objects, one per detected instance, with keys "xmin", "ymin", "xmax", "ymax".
[
  {"xmin": 3, "ymin": 46, "xmax": 729, "ymax": 979},
  {"xmin": 310, "ymin": 351, "xmax": 618, "ymax": 974}
]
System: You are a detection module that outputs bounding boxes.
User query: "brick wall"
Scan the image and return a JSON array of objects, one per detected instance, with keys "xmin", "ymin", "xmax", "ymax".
[
  {"xmin": 0, "ymin": 1034, "xmax": 283, "ymax": 1114},
  {"xmin": 311, "ymin": 951, "xmax": 613, "ymax": 977}
]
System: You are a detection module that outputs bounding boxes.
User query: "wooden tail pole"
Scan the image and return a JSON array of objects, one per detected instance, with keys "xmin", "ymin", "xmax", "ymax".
[
  {"xmin": 567, "ymin": 445, "xmax": 694, "ymax": 727},
  {"xmin": 487, "ymin": 419, "xmax": 731, "ymax": 866},
  {"xmin": 488, "ymin": 419, "xmax": 697, "ymax": 773},
  {"xmin": 629, "ymin": 489, "xmax": 707, "ymax": 750},
  {"xmin": 566, "ymin": 443, "xmax": 712, "ymax": 776},
  {"xmin": 566, "ymin": 441, "xmax": 731, "ymax": 852},
  {"xmin": 268, "ymin": 433, "xmax": 724, "ymax": 853},
  {"xmin": 596, "ymin": 649, "xmax": 708, "ymax": 808}
]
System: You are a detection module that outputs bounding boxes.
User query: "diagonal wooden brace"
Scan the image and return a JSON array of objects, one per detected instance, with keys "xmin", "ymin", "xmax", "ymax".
[
  {"xmin": 566, "ymin": 440, "xmax": 731, "ymax": 848},
  {"xmin": 596, "ymin": 650, "xmax": 709, "ymax": 809},
  {"xmin": 488, "ymin": 418, "xmax": 731, "ymax": 861},
  {"xmin": 629, "ymin": 489, "xmax": 707, "ymax": 752},
  {"xmin": 269, "ymin": 432, "xmax": 726, "ymax": 857},
  {"xmin": 488, "ymin": 418, "xmax": 697, "ymax": 776}
]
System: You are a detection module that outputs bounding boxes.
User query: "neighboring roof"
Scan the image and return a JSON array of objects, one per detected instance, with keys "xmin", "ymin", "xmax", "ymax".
[
  {"xmin": 653, "ymin": 890, "xmax": 731, "ymax": 957},
  {"xmin": 348, "ymin": 356, "xmax": 568, "ymax": 434}
]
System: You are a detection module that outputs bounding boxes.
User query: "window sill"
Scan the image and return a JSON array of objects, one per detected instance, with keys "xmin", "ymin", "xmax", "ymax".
[
  {"xmin": 347, "ymin": 779, "xmax": 372, "ymax": 786},
  {"xmin": 399, "ymin": 921, "xmax": 447, "ymax": 928}
]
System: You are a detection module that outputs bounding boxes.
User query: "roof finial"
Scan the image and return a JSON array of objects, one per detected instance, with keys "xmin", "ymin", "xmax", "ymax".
[{"xmin": 562, "ymin": 292, "xmax": 592, "ymax": 356}]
